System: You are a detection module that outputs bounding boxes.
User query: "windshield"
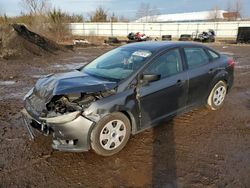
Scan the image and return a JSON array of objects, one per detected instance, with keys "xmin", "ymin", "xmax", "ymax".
[{"xmin": 82, "ymin": 48, "xmax": 152, "ymax": 81}]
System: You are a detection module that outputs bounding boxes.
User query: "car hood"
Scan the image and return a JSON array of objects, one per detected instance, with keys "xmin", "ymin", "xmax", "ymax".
[{"xmin": 34, "ymin": 70, "xmax": 117, "ymax": 101}]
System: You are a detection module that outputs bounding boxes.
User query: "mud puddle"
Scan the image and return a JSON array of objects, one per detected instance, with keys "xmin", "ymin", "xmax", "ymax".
[
  {"xmin": 235, "ymin": 65, "xmax": 250, "ymax": 69},
  {"xmin": 0, "ymin": 80, "xmax": 16, "ymax": 86},
  {"xmin": 31, "ymin": 74, "xmax": 47, "ymax": 78},
  {"xmin": 62, "ymin": 56, "xmax": 89, "ymax": 63}
]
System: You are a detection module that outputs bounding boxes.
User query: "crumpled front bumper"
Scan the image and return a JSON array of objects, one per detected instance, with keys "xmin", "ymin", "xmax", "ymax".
[{"xmin": 21, "ymin": 109, "xmax": 95, "ymax": 152}]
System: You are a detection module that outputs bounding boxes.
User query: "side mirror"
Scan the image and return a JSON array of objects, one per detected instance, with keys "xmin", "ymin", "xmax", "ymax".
[{"xmin": 141, "ymin": 74, "xmax": 161, "ymax": 83}]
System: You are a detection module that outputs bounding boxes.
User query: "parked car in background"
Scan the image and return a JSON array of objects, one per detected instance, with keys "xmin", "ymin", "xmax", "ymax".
[
  {"xmin": 22, "ymin": 42, "xmax": 234, "ymax": 156},
  {"xmin": 194, "ymin": 29, "xmax": 216, "ymax": 43},
  {"xmin": 127, "ymin": 32, "xmax": 149, "ymax": 42},
  {"xmin": 179, "ymin": 34, "xmax": 193, "ymax": 41},
  {"xmin": 162, "ymin": 35, "xmax": 172, "ymax": 41}
]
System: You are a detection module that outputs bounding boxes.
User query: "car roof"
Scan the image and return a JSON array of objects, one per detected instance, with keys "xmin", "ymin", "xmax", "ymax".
[{"xmin": 121, "ymin": 41, "xmax": 208, "ymax": 52}]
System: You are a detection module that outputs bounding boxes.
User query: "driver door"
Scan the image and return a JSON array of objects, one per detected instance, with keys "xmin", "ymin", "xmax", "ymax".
[{"xmin": 137, "ymin": 48, "xmax": 189, "ymax": 129}]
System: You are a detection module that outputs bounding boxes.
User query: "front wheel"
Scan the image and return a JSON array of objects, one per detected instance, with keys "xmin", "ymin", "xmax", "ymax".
[
  {"xmin": 207, "ymin": 81, "xmax": 227, "ymax": 110},
  {"xmin": 90, "ymin": 112, "xmax": 131, "ymax": 156}
]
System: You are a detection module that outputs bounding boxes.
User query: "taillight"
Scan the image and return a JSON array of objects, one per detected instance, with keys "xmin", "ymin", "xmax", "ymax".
[{"xmin": 227, "ymin": 59, "xmax": 235, "ymax": 67}]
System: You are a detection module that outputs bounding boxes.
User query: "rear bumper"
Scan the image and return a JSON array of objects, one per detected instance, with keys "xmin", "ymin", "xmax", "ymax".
[{"xmin": 21, "ymin": 109, "xmax": 94, "ymax": 152}]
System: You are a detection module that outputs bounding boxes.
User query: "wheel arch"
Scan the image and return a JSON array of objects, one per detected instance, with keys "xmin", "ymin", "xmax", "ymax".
[
  {"xmin": 208, "ymin": 70, "xmax": 229, "ymax": 98},
  {"xmin": 119, "ymin": 110, "xmax": 138, "ymax": 135}
]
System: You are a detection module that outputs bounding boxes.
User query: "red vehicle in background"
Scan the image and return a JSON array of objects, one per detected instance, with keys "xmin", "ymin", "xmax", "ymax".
[{"xmin": 127, "ymin": 32, "xmax": 149, "ymax": 41}]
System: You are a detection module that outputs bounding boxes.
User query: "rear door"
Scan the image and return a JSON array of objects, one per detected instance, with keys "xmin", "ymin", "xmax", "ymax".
[
  {"xmin": 138, "ymin": 48, "xmax": 189, "ymax": 129},
  {"xmin": 183, "ymin": 47, "xmax": 218, "ymax": 107}
]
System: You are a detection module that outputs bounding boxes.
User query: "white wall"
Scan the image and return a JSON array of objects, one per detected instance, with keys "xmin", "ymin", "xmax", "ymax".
[{"xmin": 68, "ymin": 21, "xmax": 250, "ymax": 38}]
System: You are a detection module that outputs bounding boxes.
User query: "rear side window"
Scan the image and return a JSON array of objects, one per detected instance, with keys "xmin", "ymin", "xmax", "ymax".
[
  {"xmin": 208, "ymin": 49, "xmax": 220, "ymax": 59},
  {"xmin": 184, "ymin": 48, "xmax": 210, "ymax": 69}
]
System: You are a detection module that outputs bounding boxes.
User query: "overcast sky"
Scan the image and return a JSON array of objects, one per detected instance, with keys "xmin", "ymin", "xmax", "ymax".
[{"xmin": 0, "ymin": 0, "xmax": 250, "ymax": 20}]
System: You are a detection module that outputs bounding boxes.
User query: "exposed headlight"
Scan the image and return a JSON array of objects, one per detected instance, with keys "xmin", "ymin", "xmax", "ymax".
[
  {"xmin": 40, "ymin": 111, "xmax": 81, "ymax": 124},
  {"xmin": 23, "ymin": 87, "xmax": 34, "ymax": 100}
]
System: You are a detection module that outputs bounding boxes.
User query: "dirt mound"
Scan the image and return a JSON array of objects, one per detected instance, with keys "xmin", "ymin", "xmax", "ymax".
[{"xmin": 0, "ymin": 24, "xmax": 67, "ymax": 59}]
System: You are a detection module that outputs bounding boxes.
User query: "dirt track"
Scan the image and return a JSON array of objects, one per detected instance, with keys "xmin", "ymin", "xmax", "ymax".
[{"xmin": 0, "ymin": 44, "xmax": 250, "ymax": 188}]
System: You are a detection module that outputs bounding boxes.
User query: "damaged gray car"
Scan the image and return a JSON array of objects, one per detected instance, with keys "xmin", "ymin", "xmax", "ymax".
[{"xmin": 22, "ymin": 42, "xmax": 234, "ymax": 156}]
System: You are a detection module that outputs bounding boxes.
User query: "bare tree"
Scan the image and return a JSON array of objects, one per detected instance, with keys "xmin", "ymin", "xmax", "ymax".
[
  {"xmin": 209, "ymin": 6, "xmax": 220, "ymax": 21},
  {"xmin": 149, "ymin": 5, "xmax": 160, "ymax": 22},
  {"xmin": 20, "ymin": 0, "xmax": 51, "ymax": 15},
  {"xmin": 110, "ymin": 12, "xmax": 118, "ymax": 22},
  {"xmin": 227, "ymin": 0, "xmax": 232, "ymax": 11},
  {"xmin": 136, "ymin": 3, "xmax": 159, "ymax": 22},
  {"xmin": 234, "ymin": 0, "xmax": 243, "ymax": 18},
  {"xmin": 119, "ymin": 15, "xmax": 129, "ymax": 22},
  {"xmin": 226, "ymin": 0, "xmax": 243, "ymax": 19},
  {"xmin": 89, "ymin": 6, "xmax": 108, "ymax": 22},
  {"xmin": 0, "ymin": 14, "xmax": 8, "ymax": 24},
  {"xmin": 0, "ymin": 3, "xmax": 3, "ymax": 16},
  {"xmin": 47, "ymin": 8, "xmax": 70, "ymax": 41}
]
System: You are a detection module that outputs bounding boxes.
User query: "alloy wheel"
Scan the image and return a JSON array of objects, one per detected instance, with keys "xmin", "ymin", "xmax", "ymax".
[
  {"xmin": 213, "ymin": 85, "xmax": 226, "ymax": 106},
  {"xmin": 99, "ymin": 120, "xmax": 127, "ymax": 150}
]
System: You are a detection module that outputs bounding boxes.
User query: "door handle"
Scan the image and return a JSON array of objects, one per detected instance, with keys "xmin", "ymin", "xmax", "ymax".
[{"xmin": 208, "ymin": 68, "xmax": 215, "ymax": 74}]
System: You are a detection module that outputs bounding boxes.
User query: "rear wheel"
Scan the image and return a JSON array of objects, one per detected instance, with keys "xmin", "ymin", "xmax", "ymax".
[
  {"xmin": 90, "ymin": 112, "xmax": 131, "ymax": 156},
  {"xmin": 207, "ymin": 81, "xmax": 227, "ymax": 110}
]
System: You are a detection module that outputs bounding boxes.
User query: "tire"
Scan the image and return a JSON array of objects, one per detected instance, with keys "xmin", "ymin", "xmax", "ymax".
[
  {"xmin": 108, "ymin": 37, "xmax": 119, "ymax": 43},
  {"xmin": 207, "ymin": 81, "xmax": 227, "ymax": 110},
  {"xmin": 162, "ymin": 35, "xmax": 172, "ymax": 41},
  {"xmin": 90, "ymin": 112, "xmax": 131, "ymax": 156}
]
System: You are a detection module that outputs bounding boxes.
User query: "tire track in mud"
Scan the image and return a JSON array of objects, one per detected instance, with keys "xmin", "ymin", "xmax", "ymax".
[
  {"xmin": 170, "ymin": 108, "xmax": 222, "ymax": 187},
  {"xmin": 173, "ymin": 107, "xmax": 210, "ymax": 126},
  {"xmin": 1, "ymin": 154, "xmax": 51, "ymax": 175}
]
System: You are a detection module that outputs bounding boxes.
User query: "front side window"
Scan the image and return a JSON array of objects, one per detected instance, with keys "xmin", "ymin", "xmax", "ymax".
[
  {"xmin": 184, "ymin": 48, "xmax": 210, "ymax": 69},
  {"xmin": 144, "ymin": 49, "xmax": 183, "ymax": 79},
  {"xmin": 83, "ymin": 48, "xmax": 152, "ymax": 81}
]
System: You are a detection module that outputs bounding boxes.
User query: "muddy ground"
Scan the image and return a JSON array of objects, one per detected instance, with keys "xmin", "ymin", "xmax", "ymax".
[{"xmin": 0, "ymin": 44, "xmax": 250, "ymax": 188}]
